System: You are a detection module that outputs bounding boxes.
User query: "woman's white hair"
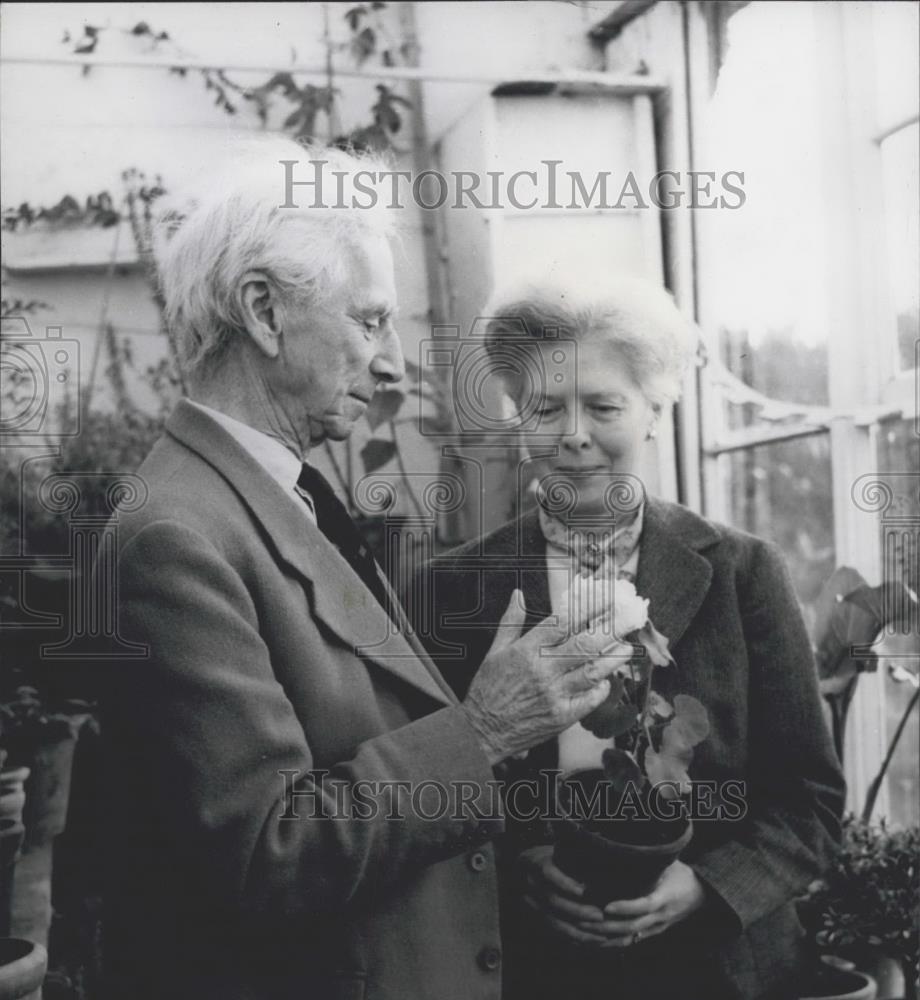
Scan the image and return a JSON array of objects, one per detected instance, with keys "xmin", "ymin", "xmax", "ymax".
[
  {"xmin": 483, "ymin": 275, "xmax": 698, "ymax": 409},
  {"xmin": 156, "ymin": 134, "xmax": 396, "ymax": 380}
]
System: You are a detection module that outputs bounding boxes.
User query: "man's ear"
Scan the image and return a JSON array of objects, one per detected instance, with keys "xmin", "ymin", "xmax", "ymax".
[{"xmin": 239, "ymin": 271, "xmax": 282, "ymax": 358}]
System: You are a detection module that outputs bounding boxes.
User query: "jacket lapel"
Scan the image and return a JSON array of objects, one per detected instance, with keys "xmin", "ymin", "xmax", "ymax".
[
  {"xmin": 635, "ymin": 497, "xmax": 719, "ymax": 652},
  {"xmin": 165, "ymin": 401, "xmax": 452, "ymax": 706}
]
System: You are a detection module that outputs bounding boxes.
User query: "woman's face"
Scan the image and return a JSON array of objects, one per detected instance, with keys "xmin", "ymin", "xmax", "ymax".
[{"xmin": 515, "ymin": 337, "xmax": 657, "ymax": 513}]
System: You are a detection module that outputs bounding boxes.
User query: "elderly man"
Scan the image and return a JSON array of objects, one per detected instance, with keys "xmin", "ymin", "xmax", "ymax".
[{"xmin": 100, "ymin": 140, "xmax": 615, "ymax": 1000}]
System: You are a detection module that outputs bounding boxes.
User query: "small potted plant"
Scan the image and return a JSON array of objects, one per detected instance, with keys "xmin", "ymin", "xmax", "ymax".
[
  {"xmin": 798, "ymin": 816, "xmax": 919, "ymax": 1000},
  {"xmin": 551, "ymin": 576, "xmax": 709, "ymax": 904},
  {"xmin": 0, "ymin": 937, "xmax": 48, "ymax": 1000},
  {"xmin": 0, "ymin": 743, "xmax": 29, "ymax": 938},
  {"xmin": 0, "ymin": 686, "xmax": 90, "ymax": 850},
  {"xmin": 796, "ymin": 955, "xmax": 879, "ymax": 1000}
]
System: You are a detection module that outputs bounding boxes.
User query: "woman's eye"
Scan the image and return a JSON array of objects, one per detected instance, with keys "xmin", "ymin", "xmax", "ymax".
[
  {"xmin": 589, "ymin": 404, "xmax": 624, "ymax": 416},
  {"xmin": 535, "ymin": 406, "xmax": 565, "ymax": 421}
]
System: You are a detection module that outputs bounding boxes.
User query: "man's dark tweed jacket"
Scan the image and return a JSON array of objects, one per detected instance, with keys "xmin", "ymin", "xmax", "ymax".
[
  {"xmin": 411, "ymin": 498, "xmax": 845, "ymax": 1000},
  {"xmin": 100, "ymin": 400, "xmax": 505, "ymax": 1000}
]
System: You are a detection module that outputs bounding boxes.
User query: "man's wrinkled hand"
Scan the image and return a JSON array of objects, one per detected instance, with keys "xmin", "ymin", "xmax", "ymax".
[{"xmin": 460, "ymin": 589, "xmax": 624, "ymax": 764}]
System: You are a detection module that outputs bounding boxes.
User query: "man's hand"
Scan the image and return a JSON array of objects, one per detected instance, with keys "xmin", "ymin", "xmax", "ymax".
[{"xmin": 460, "ymin": 589, "xmax": 625, "ymax": 764}]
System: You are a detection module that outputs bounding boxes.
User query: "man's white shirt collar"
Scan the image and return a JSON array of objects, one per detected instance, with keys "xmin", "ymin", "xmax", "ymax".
[{"xmin": 188, "ymin": 400, "xmax": 316, "ymax": 522}]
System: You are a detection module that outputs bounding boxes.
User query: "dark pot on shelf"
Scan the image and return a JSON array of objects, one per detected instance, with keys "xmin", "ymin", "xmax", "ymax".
[
  {"xmin": 0, "ymin": 769, "xmax": 29, "ymax": 827},
  {"xmin": 798, "ymin": 956, "xmax": 878, "ymax": 1000},
  {"xmin": 552, "ymin": 768, "xmax": 694, "ymax": 906},
  {"xmin": 0, "ymin": 820, "xmax": 25, "ymax": 937},
  {"xmin": 17, "ymin": 723, "xmax": 82, "ymax": 849},
  {"xmin": 0, "ymin": 938, "xmax": 48, "ymax": 1000}
]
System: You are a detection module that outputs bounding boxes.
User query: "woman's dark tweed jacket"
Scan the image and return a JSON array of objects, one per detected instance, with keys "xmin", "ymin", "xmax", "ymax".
[{"xmin": 410, "ymin": 497, "xmax": 845, "ymax": 1000}]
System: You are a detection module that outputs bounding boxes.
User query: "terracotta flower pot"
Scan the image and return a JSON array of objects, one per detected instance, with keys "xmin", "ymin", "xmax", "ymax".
[
  {"xmin": 0, "ymin": 769, "xmax": 30, "ymax": 827},
  {"xmin": 798, "ymin": 958, "xmax": 878, "ymax": 1000},
  {"xmin": 0, "ymin": 938, "xmax": 48, "ymax": 1000},
  {"xmin": 552, "ymin": 768, "xmax": 693, "ymax": 905},
  {"xmin": 0, "ymin": 820, "xmax": 26, "ymax": 938},
  {"xmin": 20, "ymin": 731, "xmax": 79, "ymax": 849}
]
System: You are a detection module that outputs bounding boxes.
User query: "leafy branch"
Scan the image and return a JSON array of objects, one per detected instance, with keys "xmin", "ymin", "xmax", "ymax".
[{"xmin": 61, "ymin": 8, "xmax": 412, "ymax": 152}]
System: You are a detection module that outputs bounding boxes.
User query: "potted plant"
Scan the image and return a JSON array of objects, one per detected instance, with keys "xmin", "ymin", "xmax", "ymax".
[
  {"xmin": 796, "ymin": 955, "xmax": 878, "ymax": 1000},
  {"xmin": 0, "ymin": 938, "xmax": 48, "ymax": 1000},
  {"xmin": 798, "ymin": 816, "xmax": 919, "ymax": 1000},
  {"xmin": 551, "ymin": 577, "xmax": 709, "ymax": 904},
  {"xmin": 0, "ymin": 686, "xmax": 90, "ymax": 851},
  {"xmin": 0, "ymin": 744, "xmax": 29, "ymax": 938},
  {"xmin": 0, "ymin": 684, "xmax": 92, "ymax": 953}
]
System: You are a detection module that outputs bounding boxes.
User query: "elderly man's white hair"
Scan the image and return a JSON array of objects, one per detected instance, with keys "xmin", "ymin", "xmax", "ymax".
[
  {"xmin": 483, "ymin": 274, "xmax": 698, "ymax": 409},
  {"xmin": 157, "ymin": 134, "xmax": 395, "ymax": 379}
]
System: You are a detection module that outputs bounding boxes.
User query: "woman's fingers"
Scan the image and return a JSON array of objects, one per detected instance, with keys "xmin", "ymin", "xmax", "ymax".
[
  {"xmin": 580, "ymin": 910, "xmax": 662, "ymax": 937},
  {"xmin": 522, "ymin": 895, "xmax": 611, "ymax": 945},
  {"xmin": 602, "ymin": 891, "xmax": 659, "ymax": 918},
  {"xmin": 529, "ymin": 888, "xmax": 604, "ymax": 924},
  {"xmin": 595, "ymin": 920, "xmax": 669, "ymax": 949},
  {"xmin": 523, "ymin": 854, "xmax": 590, "ymax": 900}
]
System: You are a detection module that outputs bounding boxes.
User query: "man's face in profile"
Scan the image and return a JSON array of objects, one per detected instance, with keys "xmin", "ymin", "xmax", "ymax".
[{"xmin": 274, "ymin": 230, "xmax": 404, "ymax": 445}]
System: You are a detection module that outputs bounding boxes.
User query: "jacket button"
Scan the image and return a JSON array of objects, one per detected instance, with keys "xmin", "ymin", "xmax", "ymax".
[
  {"xmin": 468, "ymin": 851, "xmax": 488, "ymax": 872},
  {"xmin": 477, "ymin": 946, "xmax": 501, "ymax": 972}
]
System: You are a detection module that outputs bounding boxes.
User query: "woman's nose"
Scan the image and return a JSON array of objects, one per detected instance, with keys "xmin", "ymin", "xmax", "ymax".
[
  {"xmin": 370, "ymin": 325, "xmax": 406, "ymax": 385},
  {"xmin": 563, "ymin": 420, "xmax": 592, "ymax": 451}
]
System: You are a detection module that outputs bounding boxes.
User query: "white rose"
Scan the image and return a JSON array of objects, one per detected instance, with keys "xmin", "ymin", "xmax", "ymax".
[
  {"xmin": 611, "ymin": 578, "xmax": 649, "ymax": 636},
  {"xmin": 559, "ymin": 572, "xmax": 649, "ymax": 639}
]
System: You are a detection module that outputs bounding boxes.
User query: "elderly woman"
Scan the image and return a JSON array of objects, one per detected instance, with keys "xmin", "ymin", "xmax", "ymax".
[{"xmin": 414, "ymin": 278, "xmax": 845, "ymax": 1000}]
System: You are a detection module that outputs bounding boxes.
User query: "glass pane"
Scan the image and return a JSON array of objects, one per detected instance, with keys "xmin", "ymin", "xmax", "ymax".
[
  {"xmin": 881, "ymin": 666, "xmax": 919, "ymax": 829},
  {"xmin": 880, "ymin": 124, "xmax": 920, "ymax": 373},
  {"xmin": 873, "ymin": 421, "xmax": 919, "ymax": 829},
  {"xmin": 703, "ymin": 1, "xmax": 830, "ymax": 406},
  {"xmin": 718, "ymin": 433, "xmax": 835, "ymax": 631},
  {"xmin": 872, "ymin": 2, "xmax": 920, "ymax": 130}
]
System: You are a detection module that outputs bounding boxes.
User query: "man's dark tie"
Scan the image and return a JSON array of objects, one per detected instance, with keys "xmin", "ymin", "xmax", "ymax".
[{"xmin": 296, "ymin": 463, "xmax": 392, "ymax": 617}]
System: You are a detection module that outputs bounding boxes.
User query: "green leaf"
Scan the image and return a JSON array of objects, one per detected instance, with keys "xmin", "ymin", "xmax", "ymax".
[
  {"xmin": 601, "ymin": 747, "xmax": 642, "ymax": 802},
  {"xmin": 644, "ymin": 746, "xmax": 690, "ymax": 796},
  {"xmin": 283, "ymin": 108, "xmax": 304, "ymax": 130},
  {"xmin": 364, "ymin": 389, "xmax": 404, "ymax": 430},
  {"xmin": 660, "ymin": 719, "xmax": 695, "ymax": 763},
  {"xmin": 345, "ymin": 6, "xmax": 367, "ymax": 31},
  {"xmin": 351, "ymin": 26, "xmax": 377, "ymax": 65},
  {"xmin": 359, "ymin": 438, "xmax": 396, "ymax": 474},
  {"xmin": 580, "ymin": 679, "xmax": 634, "ymax": 739},
  {"xmin": 672, "ymin": 694, "xmax": 710, "ymax": 744},
  {"xmin": 645, "ymin": 690, "xmax": 673, "ymax": 721}
]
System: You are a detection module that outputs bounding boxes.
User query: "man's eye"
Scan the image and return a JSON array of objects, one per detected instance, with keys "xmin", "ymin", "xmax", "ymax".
[
  {"xmin": 589, "ymin": 404, "xmax": 623, "ymax": 416},
  {"xmin": 535, "ymin": 406, "xmax": 564, "ymax": 421}
]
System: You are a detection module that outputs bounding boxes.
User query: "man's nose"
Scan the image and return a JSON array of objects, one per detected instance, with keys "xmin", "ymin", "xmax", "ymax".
[{"xmin": 371, "ymin": 325, "xmax": 405, "ymax": 385}]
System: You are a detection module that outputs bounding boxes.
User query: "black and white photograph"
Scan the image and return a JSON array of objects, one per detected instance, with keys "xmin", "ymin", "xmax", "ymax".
[{"xmin": 0, "ymin": 2, "xmax": 918, "ymax": 998}]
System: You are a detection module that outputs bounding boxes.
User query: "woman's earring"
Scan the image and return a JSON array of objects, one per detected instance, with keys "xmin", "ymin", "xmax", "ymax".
[{"xmin": 647, "ymin": 427, "xmax": 658, "ymax": 441}]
